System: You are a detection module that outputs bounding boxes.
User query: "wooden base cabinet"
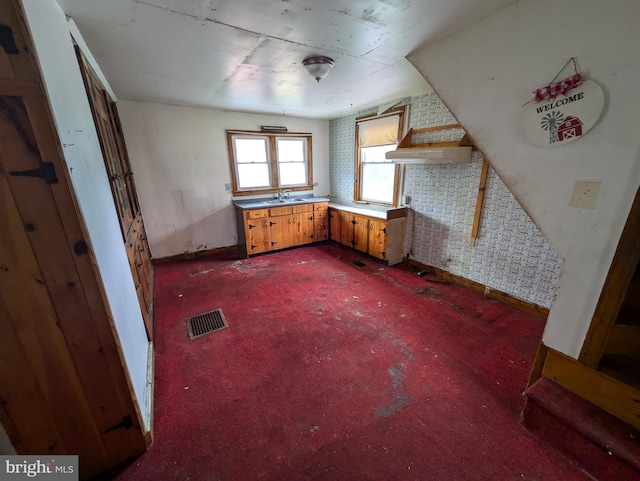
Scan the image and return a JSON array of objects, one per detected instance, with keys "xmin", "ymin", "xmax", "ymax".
[
  {"xmin": 236, "ymin": 202, "xmax": 327, "ymax": 256},
  {"xmin": 329, "ymin": 207, "xmax": 406, "ymax": 265}
]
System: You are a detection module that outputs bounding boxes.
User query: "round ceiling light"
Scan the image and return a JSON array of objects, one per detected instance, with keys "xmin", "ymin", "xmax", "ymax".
[{"xmin": 302, "ymin": 56, "xmax": 334, "ymax": 82}]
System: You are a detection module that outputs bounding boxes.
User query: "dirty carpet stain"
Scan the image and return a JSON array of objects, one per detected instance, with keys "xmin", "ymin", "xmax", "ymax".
[{"xmin": 376, "ymin": 366, "xmax": 413, "ymax": 418}]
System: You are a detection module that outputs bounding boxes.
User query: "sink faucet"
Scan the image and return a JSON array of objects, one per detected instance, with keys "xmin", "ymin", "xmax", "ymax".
[{"xmin": 278, "ymin": 189, "xmax": 291, "ymax": 201}]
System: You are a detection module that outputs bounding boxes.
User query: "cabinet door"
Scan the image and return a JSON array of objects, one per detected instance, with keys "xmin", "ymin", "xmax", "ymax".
[
  {"xmin": 340, "ymin": 212, "xmax": 354, "ymax": 247},
  {"xmin": 329, "ymin": 209, "xmax": 341, "ymax": 242},
  {"xmin": 246, "ymin": 213, "xmax": 270, "ymax": 254},
  {"xmin": 367, "ymin": 218, "xmax": 388, "ymax": 260},
  {"xmin": 298, "ymin": 212, "xmax": 316, "ymax": 245},
  {"xmin": 269, "ymin": 215, "xmax": 290, "ymax": 250},
  {"xmin": 352, "ymin": 214, "xmax": 369, "ymax": 253},
  {"xmin": 314, "ymin": 210, "xmax": 329, "ymax": 241}
]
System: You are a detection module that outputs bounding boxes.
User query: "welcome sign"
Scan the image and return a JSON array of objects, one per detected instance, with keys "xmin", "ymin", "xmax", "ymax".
[{"xmin": 522, "ymin": 80, "xmax": 604, "ymax": 147}]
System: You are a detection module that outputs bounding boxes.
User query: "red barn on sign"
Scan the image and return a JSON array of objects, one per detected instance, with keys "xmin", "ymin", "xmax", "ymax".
[{"xmin": 557, "ymin": 116, "xmax": 583, "ymax": 141}]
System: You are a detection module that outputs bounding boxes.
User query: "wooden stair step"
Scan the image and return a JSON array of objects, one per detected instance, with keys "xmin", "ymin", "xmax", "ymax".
[{"xmin": 523, "ymin": 378, "xmax": 640, "ymax": 480}]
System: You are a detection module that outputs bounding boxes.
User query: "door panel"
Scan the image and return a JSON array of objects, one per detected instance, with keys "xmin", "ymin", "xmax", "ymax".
[
  {"xmin": 352, "ymin": 214, "xmax": 369, "ymax": 253},
  {"xmin": 76, "ymin": 48, "xmax": 153, "ymax": 339},
  {"xmin": 368, "ymin": 218, "xmax": 388, "ymax": 260},
  {"xmin": 0, "ymin": 94, "xmax": 146, "ymax": 476}
]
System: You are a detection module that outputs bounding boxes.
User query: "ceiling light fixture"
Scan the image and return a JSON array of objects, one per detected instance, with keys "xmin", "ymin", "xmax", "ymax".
[{"xmin": 302, "ymin": 56, "xmax": 334, "ymax": 82}]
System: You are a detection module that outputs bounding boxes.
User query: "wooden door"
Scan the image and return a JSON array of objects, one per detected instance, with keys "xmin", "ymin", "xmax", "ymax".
[
  {"xmin": 352, "ymin": 214, "xmax": 369, "ymax": 253},
  {"xmin": 298, "ymin": 211, "xmax": 315, "ymax": 245},
  {"xmin": 340, "ymin": 212, "xmax": 354, "ymax": 247},
  {"xmin": 315, "ymin": 209, "xmax": 329, "ymax": 241},
  {"xmin": 0, "ymin": 5, "xmax": 147, "ymax": 472},
  {"xmin": 269, "ymin": 215, "xmax": 291, "ymax": 250},
  {"xmin": 367, "ymin": 218, "xmax": 388, "ymax": 261},
  {"xmin": 76, "ymin": 49, "xmax": 153, "ymax": 339},
  {"xmin": 329, "ymin": 209, "xmax": 341, "ymax": 242},
  {"xmin": 245, "ymin": 210, "xmax": 270, "ymax": 254}
]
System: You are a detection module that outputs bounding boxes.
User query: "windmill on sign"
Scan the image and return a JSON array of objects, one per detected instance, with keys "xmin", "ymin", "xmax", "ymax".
[{"xmin": 540, "ymin": 111, "xmax": 565, "ymax": 144}]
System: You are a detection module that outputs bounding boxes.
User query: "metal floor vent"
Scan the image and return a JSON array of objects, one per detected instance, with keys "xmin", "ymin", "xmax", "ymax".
[
  {"xmin": 352, "ymin": 260, "xmax": 367, "ymax": 268},
  {"xmin": 187, "ymin": 309, "xmax": 228, "ymax": 339}
]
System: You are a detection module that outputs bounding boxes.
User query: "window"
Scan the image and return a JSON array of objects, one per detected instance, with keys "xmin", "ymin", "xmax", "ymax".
[
  {"xmin": 227, "ymin": 130, "xmax": 312, "ymax": 195},
  {"xmin": 355, "ymin": 108, "xmax": 405, "ymax": 205}
]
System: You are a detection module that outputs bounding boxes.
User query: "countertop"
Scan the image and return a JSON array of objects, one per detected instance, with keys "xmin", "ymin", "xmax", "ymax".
[
  {"xmin": 233, "ymin": 195, "xmax": 406, "ymax": 221},
  {"xmin": 233, "ymin": 195, "xmax": 330, "ymax": 210}
]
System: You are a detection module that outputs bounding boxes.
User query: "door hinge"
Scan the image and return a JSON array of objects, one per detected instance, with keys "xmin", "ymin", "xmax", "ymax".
[
  {"xmin": 0, "ymin": 26, "xmax": 19, "ymax": 55},
  {"xmin": 251, "ymin": 244, "xmax": 257, "ymax": 250},
  {"xmin": 10, "ymin": 162, "xmax": 59, "ymax": 184},
  {"xmin": 381, "ymin": 227, "xmax": 387, "ymax": 233},
  {"xmin": 270, "ymin": 221, "xmax": 277, "ymax": 226},
  {"xmin": 308, "ymin": 216, "xmax": 313, "ymax": 221},
  {"xmin": 248, "ymin": 224, "xmax": 255, "ymax": 230},
  {"xmin": 103, "ymin": 415, "xmax": 134, "ymax": 434},
  {"xmin": 271, "ymin": 241, "xmax": 278, "ymax": 246},
  {"xmin": 350, "ymin": 219, "xmax": 357, "ymax": 225}
]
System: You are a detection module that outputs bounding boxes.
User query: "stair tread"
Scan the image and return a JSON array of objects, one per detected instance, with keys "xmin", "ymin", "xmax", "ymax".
[{"xmin": 526, "ymin": 378, "xmax": 640, "ymax": 472}]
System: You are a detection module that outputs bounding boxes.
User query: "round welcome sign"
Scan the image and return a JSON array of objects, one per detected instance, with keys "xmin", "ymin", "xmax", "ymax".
[{"xmin": 522, "ymin": 80, "xmax": 604, "ymax": 147}]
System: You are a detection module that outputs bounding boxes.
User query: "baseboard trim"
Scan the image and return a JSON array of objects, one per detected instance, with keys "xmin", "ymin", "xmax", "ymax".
[
  {"xmin": 151, "ymin": 246, "xmax": 240, "ymax": 266},
  {"xmin": 403, "ymin": 258, "xmax": 550, "ymax": 318}
]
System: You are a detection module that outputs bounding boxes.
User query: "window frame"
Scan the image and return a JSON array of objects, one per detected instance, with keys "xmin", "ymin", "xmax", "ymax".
[
  {"xmin": 354, "ymin": 107, "xmax": 406, "ymax": 207},
  {"xmin": 227, "ymin": 130, "xmax": 313, "ymax": 196}
]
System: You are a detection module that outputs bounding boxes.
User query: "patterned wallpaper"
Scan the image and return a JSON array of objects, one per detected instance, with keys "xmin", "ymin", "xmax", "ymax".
[{"xmin": 329, "ymin": 93, "xmax": 562, "ymax": 308}]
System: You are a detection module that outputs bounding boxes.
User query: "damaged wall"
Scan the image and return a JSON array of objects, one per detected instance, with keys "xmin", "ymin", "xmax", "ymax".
[
  {"xmin": 407, "ymin": 0, "xmax": 640, "ymax": 357},
  {"xmin": 118, "ymin": 101, "xmax": 330, "ymax": 259},
  {"xmin": 330, "ymin": 92, "xmax": 562, "ymax": 308}
]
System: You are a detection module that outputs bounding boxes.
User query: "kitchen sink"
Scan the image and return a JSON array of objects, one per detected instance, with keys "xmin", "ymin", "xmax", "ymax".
[{"xmin": 264, "ymin": 198, "xmax": 305, "ymax": 205}]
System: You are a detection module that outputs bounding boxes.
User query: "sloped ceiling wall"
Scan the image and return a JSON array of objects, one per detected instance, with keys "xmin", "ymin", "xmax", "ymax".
[{"xmin": 407, "ymin": 0, "xmax": 640, "ymax": 357}]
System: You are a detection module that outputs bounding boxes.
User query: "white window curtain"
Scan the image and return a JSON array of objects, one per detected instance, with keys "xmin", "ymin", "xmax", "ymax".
[{"xmin": 358, "ymin": 115, "xmax": 400, "ymax": 148}]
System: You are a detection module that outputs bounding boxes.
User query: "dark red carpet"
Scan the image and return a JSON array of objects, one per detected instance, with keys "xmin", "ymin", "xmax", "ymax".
[{"xmin": 114, "ymin": 242, "xmax": 593, "ymax": 480}]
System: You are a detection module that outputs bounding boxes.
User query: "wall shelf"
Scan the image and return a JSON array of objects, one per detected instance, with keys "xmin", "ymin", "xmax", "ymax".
[{"xmin": 386, "ymin": 123, "xmax": 475, "ymax": 164}]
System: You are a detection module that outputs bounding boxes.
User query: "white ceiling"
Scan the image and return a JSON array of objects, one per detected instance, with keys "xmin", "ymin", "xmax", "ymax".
[{"xmin": 56, "ymin": 0, "xmax": 516, "ymax": 119}]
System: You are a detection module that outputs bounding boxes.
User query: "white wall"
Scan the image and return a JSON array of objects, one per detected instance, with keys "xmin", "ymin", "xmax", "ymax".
[
  {"xmin": 408, "ymin": 0, "xmax": 640, "ymax": 357},
  {"xmin": 20, "ymin": 0, "xmax": 151, "ymax": 430},
  {"xmin": 118, "ymin": 101, "xmax": 330, "ymax": 259}
]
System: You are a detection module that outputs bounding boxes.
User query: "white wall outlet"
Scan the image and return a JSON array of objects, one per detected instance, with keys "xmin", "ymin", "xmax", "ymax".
[
  {"xmin": 569, "ymin": 181, "xmax": 601, "ymax": 209},
  {"xmin": 224, "ymin": 183, "xmax": 232, "ymax": 192}
]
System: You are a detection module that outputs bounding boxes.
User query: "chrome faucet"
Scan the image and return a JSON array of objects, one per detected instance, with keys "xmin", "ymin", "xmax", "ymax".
[{"xmin": 278, "ymin": 189, "xmax": 291, "ymax": 201}]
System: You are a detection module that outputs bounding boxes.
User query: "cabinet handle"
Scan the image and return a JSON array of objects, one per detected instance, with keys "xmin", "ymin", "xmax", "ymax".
[{"xmin": 350, "ymin": 219, "xmax": 357, "ymax": 225}]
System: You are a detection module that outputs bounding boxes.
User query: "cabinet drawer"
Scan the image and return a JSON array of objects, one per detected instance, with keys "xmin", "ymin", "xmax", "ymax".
[
  {"xmin": 292, "ymin": 204, "xmax": 313, "ymax": 214},
  {"xmin": 314, "ymin": 202, "xmax": 329, "ymax": 211},
  {"xmin": 315, "ymin": 210, "xmax": 328, "ymax": 219},
  {"xmin": 248, "ymin": 209, "xmax": 268, "ymax": 219},
  {"xmin": 269, "ymin": 206, "xmax": 293, "ymax": 216}
]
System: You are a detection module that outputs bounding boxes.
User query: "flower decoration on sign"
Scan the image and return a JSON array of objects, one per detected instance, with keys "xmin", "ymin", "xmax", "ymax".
[{"xmin": 533, "ymin": 73, "xmax": 582, "ymax": 102}]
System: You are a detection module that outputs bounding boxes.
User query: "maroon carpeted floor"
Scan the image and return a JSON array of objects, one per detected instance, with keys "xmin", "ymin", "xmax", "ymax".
[{"xmin": 113, "ymin": 242, "xmax": 593, "ymax": 481}]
